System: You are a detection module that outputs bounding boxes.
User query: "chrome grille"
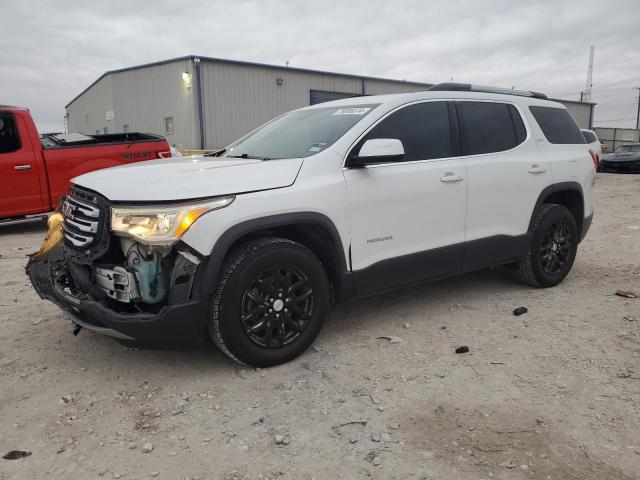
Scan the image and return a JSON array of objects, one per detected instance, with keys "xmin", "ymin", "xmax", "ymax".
[{"xmin": 62, "ymin": 193, "xmax": 102, "ymax": 248}]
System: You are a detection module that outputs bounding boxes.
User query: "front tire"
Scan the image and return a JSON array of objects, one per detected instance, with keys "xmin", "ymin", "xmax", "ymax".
[
  {"xmin": 209, "ymin": 237, "xmax": 329, "ymax": 367},
  {"xmin": 515, "ymin": 204, "xmax": 578, "ymax": 287}
]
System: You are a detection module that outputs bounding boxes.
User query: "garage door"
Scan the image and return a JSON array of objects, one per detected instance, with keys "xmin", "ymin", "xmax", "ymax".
[{"xmin": 309, "ymin": 90, "xmax": 361, "ymax": 105}]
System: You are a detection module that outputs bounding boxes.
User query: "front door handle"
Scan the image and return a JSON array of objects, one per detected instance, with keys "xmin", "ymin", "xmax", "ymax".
[
  {"xmin": 528, "ymin": 164, "xmax": 547, "ymax": 174},
  {"xmin": 13, "ymin": 164, "xmax": 32, "ymax": 171},
  {"xmin": 440, "ymin": 173, "xmax": 464, "ymax": 183}
]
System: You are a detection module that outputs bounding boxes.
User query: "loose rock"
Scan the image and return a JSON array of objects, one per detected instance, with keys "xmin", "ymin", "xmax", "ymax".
[
  {"xmin": 142, "ymin": 442, "xmax": 153, "ymax": 453},
  {"xmin": 513, "ymin": 306, "xmax": 528, "ymax": 316},
  {"xmin": 3, "ymin": 450, "xmax": 31, "ymax": 460},
  {"xmin": 615, "ymin": 290, "xmax": 637, "ymax": 299},
  {"xmin": 498, "ymin": 459, "xmax": 516, "ymax": 468},
  {"xmin": 376, "ymin": 335, "xmax": 404, "ymax": 344}
]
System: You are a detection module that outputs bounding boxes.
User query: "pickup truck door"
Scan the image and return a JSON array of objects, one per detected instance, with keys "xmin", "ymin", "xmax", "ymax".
[
  {"xmin": 0, "ymin": 112, "xmax": 45, "ymax": 217},
  {"xmin": 344, "ymin": 101, "xmax": 467, "ymax": 295}
]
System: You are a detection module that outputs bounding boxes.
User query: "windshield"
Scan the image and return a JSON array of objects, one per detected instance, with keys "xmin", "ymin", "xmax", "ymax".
[{"xmin": 225, "ymin": 104, "xmax": 379, "ymax": 160}]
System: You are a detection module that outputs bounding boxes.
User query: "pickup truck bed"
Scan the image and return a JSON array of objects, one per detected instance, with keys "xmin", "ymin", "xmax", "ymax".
[{"xmin": 1, "ymin": 106, "xmax": 171, "ymax": 220}]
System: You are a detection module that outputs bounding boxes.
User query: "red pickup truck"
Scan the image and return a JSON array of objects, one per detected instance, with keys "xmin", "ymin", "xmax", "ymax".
[{"xmin": 0, "ymin": 105, "xmax": 171, "ymax": 223}]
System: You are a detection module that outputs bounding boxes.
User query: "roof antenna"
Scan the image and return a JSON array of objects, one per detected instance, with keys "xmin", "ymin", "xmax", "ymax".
[{"xmin": 285, "ymin": 60, "xmax": 290, "ymax": 67}]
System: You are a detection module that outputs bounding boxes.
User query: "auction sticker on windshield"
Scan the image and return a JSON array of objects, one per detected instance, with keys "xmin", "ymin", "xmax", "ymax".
[{"xmin": 332, "ymin": 107, "xmax": 371, "ymax": 115}]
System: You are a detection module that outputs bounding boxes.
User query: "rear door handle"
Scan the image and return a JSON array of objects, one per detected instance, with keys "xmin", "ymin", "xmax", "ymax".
[
  {"xmin": 528, "ymin": 165, "xmax": 547, "ymax": 174},
  {"xmin": 13, "ymin": 164, "xmax": 33, "ymax": 171},
  {"xmin": 440, "ymin": 173, "xmax": 464, "ymax": 183}
]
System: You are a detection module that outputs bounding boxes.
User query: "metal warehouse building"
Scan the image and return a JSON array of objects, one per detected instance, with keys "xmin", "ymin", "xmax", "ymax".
[{"xmin": 66, "ymin": 55, "xmax": 595, "ymax": 150}]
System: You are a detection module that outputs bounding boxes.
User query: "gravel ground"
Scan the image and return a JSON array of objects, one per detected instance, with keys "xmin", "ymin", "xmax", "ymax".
[{"xmin": 1, "ymin": 173, "xmax": 639, "ymax": 480}]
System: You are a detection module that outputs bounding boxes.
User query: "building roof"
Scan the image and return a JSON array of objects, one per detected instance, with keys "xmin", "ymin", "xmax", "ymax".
[{"xmin": 65, "ymin": 55, "xmax": 433, "ymax": 108}]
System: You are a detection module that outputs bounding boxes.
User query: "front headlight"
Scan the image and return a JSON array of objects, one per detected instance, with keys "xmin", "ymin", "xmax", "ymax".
[{"xmin": 111, "ymin": 196, "xmax": 234, "ymax": 246}]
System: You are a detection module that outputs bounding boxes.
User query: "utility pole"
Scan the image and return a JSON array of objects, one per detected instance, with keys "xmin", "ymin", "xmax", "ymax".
[
  {"xmin": 635, "ymin": 85, "xmax": 640, "ymax": 130},
  {"xmin": 584, "ymin": 45, "xmax": 594, "ymax": 102}
]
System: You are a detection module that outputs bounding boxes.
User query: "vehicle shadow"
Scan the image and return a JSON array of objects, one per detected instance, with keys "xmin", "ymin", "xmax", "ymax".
[
  {"xmin": 0, "ymin": 218, "xmax": 48, "ymax": 236},
  {"xmin": 55, "ymin": 265, "xmax": 524, "ymax": 374},
  {"xmin": 327, "ymin": 266, "xmax": 521, "ymax": 340}
]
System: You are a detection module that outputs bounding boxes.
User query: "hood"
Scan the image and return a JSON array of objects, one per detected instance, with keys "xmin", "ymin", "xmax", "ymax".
[{"xmin": 72, "ymin": 156, "xmax": 304, "ymax": 202}]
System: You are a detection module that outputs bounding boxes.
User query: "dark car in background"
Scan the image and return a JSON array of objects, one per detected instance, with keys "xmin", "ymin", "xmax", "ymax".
[{"xmin": 599, "ymin": 143, "xmax": 640, "ymax": 173}]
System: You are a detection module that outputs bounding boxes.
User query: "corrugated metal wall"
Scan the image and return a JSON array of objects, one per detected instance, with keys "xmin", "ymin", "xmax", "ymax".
[
  {"xmin": 200, "ymin": 61, "xmax": 430, "ymax": 148},
  {"xmin": 111, "ymin": 59, "xmax": 197, "ymax": 148},
  {"xmin": 364, "ymin": 78, "xmax": 428, "ymax": 96},
  {"xmin": 66, "ymin": 76, "xmax": 114, "ymax": 135},
  {"xmin": 66, "ymin": 57, "xmax": 432, "ymax": 149},
  {"xmin": 73, "ymin": 57, "xmax": 595, "ymax": 150},
  {"xmin": 558, "ymin": 101, "xmax": 593, "ymax": 129},
  {"xmin": 200, "ymin": 62, "xmax": 360, "ymax": 148},
  {"xmin": 593, "ymin": 127, "xmax": 640, "ymax": 152}
]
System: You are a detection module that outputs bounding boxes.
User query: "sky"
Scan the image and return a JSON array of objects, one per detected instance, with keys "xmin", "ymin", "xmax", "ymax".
[{"xmin": 1, "ymin": 0, "xmax": 639, "ymax": 133}]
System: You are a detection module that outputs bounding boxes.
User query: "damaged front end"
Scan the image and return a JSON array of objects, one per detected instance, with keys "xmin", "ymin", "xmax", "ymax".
[{"xmin": 26, "ymin": 188, "xmax": 210, "ymax": 343}]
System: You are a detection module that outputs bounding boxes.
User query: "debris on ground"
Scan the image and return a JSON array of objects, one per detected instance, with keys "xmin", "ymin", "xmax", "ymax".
[
  {"xmin": 366, "ymin": 450, "xmax": 380, "ymax": 465},
  {"xmin": 624, "ymin": 315, "xmax": 637, "ymax": 322},
  {"xmin": 455, "ymin": 346, "xmax": 470, "ymax": 354},
  {"xmin": 3, "ymin": 450, "xmax": 32, "ymax": 460},
  {"xmin": 376, "ymin": 335, "xmax": 404, "ymax": 343},
  {"xmin": 513, "ymin": 306, "xmax": 528, "ymax": 316},
  {"xmin": 274, "ymin": 434, "xmax": 290, "ymax": 445},
  {"xmin": 334, "ymin": 420, "xmax": 368, "ymax": 429},
  {"xmin": 142, "ymin": 443, "xmax": 153, "ymax": 453},
  {"xmin": 615, "ymin": 290, "xmax": 637, "ymax": 299}
]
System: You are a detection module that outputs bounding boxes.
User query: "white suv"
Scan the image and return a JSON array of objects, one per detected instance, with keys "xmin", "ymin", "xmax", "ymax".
[{"xmin": 28, "ymin": 84, "xmax": 596, "ymax": 367}]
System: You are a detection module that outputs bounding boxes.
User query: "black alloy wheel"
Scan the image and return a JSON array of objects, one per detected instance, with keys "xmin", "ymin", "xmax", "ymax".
[
  {"xmin": 539, "ymin": 222, "xmax": 573, "ymax": 276},
  {"xmin": 209, "ymin": 237, "xmax": 329, "ymax": 367},
  {"xmin": 515, "ymin": 204, "xmax": 579, "ymax": 288},
  {"xmin": 240, "ymin": 264, "xmax": 314, "ymax": 348}
]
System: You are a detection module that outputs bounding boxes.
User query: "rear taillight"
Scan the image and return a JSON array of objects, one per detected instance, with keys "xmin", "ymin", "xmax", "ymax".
[{"xmin": 589, "ymin": 149, "xmax": 599, "ymax": 170}]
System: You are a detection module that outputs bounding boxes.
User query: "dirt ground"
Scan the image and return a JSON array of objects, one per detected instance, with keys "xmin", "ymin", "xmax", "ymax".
[{"xmin": 1, "ymin": 173, "xmax": 639, "ymax": 480}]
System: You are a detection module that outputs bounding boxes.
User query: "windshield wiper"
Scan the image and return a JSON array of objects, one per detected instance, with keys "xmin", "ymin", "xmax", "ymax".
[{"xmin": 228, "ymin": 153, "xmax": 272, "ymax": 161}]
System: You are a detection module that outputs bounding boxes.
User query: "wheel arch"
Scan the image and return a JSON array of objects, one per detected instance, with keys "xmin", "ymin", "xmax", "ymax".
[
  {"xmin": 529, "ymin": 182, "xmax": 585, "ymax": 237},
  {"xmin": 198, "ymin": 213, "xmax": 354, "ymax": 302}
]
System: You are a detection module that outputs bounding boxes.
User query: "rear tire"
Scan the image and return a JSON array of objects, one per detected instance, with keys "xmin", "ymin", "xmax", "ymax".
[
  {"xmin": 209, "ymin": 237, "xmax": 329, "ymax": 367},
  {"xmin": 515, "ymin": 204, "xmax": 578, "ymax": 287}
]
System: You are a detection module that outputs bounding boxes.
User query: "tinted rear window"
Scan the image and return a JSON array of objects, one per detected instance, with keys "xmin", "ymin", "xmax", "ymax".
[
  {"xmin": 458, "ymin": 102, "xmax": 525, "ymax": 155},
  {"xmin": 529, "ymin": 106, "xmax": 586, "ymax": 144},
  {"xmin": 582, "ymin": 131, "xmax": 597, "ymax": 143}
]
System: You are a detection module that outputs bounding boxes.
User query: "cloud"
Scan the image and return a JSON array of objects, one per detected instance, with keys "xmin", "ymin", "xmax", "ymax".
[{"xmin": 1, "ymin": 0, "xmax": 638, "ymax": 131}]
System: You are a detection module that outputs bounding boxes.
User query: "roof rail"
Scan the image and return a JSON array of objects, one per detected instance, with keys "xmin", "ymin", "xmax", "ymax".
[{"xmin": 427, "ymin": 83, "xmax": 548, "ymax": 100}]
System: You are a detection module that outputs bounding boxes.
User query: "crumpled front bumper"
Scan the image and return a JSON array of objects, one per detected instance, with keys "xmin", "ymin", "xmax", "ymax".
[{"xmin": 26, "ymin": 214, "xmax": 208, "ymax": 344}]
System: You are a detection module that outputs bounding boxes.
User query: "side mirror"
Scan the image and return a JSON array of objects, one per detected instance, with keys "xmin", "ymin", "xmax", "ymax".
[{"xmin": 351, "ymin": 138, "xmax": 405, "ymax": 167}]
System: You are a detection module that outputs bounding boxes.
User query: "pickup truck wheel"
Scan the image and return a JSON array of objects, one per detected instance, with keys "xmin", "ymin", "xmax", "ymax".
[
  {"xmin": 515, "ymin": 204, "xmax": 578, "ymax": 288},
  {"xmin": 209, "ymin": 237, "xmax": 329, "ymax": 367}
]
